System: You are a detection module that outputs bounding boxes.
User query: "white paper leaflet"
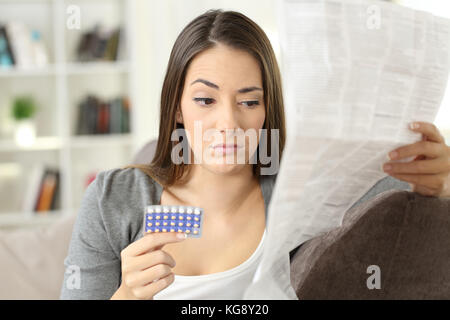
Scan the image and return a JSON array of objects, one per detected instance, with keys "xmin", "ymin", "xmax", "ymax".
[{"xmin": 243, "ymin": 0, "xmax": 450, "ymax": 299}]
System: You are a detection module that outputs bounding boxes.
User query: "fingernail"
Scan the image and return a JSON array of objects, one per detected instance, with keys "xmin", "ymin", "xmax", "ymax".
[
  {"xmin": 176, "ymin": 233, "xmax": 187, "ymax": 240},
  {"xmin": 388, "ymin": 151, "xmax": 398, "ymax": 160},
  {"xmin": 383, "ymin": 164, "xmax": 392, "ymax": 172},
  {"xmin": 409, "ymin": 122, "xmax": 419, "ymax": 129}
]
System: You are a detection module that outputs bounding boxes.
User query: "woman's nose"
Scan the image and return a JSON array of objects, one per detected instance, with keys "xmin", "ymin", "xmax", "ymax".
[{"xmin": 216, "ymin": 102, "xmax": 240, "ymax": 132}]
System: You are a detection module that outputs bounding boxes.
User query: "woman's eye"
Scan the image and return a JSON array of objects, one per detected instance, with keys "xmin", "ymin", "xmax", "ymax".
[
  {"xmin": 193, "ymin": 98, "xmax": 260, "ymax": 108},
  {"xmin": 241, "ymin": 100, "xmax": 260, "ymax": 108},
  {"xmin": 193, "ymin": 98, "xmax": 215, "ymax": 106}
]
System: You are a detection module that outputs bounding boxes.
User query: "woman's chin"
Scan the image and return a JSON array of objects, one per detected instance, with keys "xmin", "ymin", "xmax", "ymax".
[
  {"xmin": 201, "ymin": 161, "xmax": 248, "ymax": 176},
  {"xmin": 190, "ymin": 148, "xmax": 253, "ymax": 175}
]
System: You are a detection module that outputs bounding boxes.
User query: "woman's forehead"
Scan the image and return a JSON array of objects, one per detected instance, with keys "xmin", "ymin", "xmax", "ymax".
[{"xmin": 185, "ymin": 45, "xmax": 263, "ymax": 89}]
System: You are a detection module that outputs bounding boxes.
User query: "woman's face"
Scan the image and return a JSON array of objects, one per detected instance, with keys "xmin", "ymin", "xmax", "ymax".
[{"xmin": 178, "ymin": 43, "xmax": 266, "ymax": 176}]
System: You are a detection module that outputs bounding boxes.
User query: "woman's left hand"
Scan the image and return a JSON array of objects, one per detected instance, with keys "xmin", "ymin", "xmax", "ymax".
[{"xmin": 383, "ymin": 121, "xmax": 450, "ymax": 197}]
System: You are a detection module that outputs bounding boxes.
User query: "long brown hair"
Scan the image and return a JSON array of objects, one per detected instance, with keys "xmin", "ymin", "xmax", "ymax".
[{"xmin": 123, "ymin": 9, "xmax": 286, "ymax": 187}]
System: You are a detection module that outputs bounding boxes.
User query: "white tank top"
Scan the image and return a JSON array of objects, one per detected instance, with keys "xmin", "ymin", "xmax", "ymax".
[{"xmin": 153, "ymin": 229, "xmax": 266, "ymax": 300}]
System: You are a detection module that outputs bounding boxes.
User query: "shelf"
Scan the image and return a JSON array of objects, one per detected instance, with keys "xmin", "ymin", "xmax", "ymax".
[
  {"xmin": 0, "ymin": 211, "xmax": 65, "ymax": 230},
  {"xmin": 65, "ymin": 61, "xmax": 130, "ymax": 75},
  {"xmin": 0, "ymin": 61, "xmax": 130, "ymax": 78},
  {"xmin": 0, "ymin": 0, "xmax": 135, "ymax": 229},
  {"xmin": 69, "ymin": 133, "xmax": 133, "ymax": 148},
  {"xmin": 0, "ymin": 136, "xmax": 62, "ymax": 152},
  {"xmin": 0, "ymin": 134, "xmax": 133, "ymax": 152},
  {"xmin": 0, "ymin": 65, "xmax": 56, "ymax": 78}
]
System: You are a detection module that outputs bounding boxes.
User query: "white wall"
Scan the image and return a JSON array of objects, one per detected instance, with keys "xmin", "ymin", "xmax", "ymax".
[{"xmin": 395, "ymin": 0, "xmax": 450, "ymax": 141}]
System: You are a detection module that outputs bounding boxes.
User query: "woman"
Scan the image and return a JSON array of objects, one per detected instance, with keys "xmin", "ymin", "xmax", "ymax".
[{"xmin": 60, "ymin": 9, "xmax": 450, "ymax": 300}]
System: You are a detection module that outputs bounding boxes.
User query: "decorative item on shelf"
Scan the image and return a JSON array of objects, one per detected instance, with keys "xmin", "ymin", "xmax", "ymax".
[
  {"xmin": 11, "ymin": 95, "xmax": 38, "ymax": 147},
  {"xmin": 30, "ymin": 30, "xmax": 48, "ymax": 68},
  {"xmin": 1, "ymin": 21, "xmax": 49, "ymax": 69}
]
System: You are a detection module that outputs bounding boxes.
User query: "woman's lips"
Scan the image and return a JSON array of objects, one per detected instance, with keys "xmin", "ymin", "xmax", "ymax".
[{"xmin": 211, "ymin": 144, "xmax": 243, "ymax": 154}]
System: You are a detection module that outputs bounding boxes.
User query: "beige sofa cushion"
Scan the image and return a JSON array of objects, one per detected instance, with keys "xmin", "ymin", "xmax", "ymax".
[{"xmin": 0, "ymin": 214, "xmax": 76, "ymax": 299}]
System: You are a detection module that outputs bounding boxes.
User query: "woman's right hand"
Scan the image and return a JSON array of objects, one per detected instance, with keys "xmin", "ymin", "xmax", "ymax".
[{"xmin": 111, "ymin": 232, "xmax": 186, "ymax": 300}]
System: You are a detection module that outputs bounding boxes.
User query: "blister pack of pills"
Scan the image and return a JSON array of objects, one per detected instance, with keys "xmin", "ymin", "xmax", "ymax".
[{"xmin": 144, "ymin": 205, "xmax": 204, "ymax": 238}]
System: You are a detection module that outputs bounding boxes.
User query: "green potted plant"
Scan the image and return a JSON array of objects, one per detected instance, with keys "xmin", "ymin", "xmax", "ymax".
[{"xmin": 11, "ymin": 95, "xmax": 38, "ymax": 146}]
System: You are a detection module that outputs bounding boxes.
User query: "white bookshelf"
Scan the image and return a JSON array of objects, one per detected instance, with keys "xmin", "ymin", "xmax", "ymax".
[{"xmin": 0, "ymin": 0, "xmax": 138, "ymax": 229}]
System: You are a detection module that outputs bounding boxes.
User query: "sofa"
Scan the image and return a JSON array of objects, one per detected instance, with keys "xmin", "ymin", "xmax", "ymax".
[
  {"xmin": 0, "ymin": 139, "xmax": 449, "ymax": 299},
  {"xmin": 290, "ymin": 189, "xmax": 450, "ymax": 299}
]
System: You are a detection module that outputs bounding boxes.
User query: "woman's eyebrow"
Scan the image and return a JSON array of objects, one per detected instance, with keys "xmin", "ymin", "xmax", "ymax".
[{"xmin": 190, "ymin": 78, "xmax": 263, "ymax": 93}]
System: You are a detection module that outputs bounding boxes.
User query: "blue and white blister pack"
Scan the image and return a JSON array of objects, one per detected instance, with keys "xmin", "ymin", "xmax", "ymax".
[{"xmin": 145, "ymin": 205, "xmax": 204, "ymax": 238}]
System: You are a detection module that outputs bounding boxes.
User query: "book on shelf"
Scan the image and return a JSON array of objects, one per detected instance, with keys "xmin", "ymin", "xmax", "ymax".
[
  {"xmin": 104, "ymin": 28, "xmax": 121, "ymax": 61},
  {"xmin": 122, "ymin": 96, "xmax": 130, "ymax": 133},
  {"xmin": 84, "ymin": 171, "xmax": 98, "ymax": 189},
  {"xmin": 0, "ymin": 21, "xmax": 48, "ymax": 69},
  {"xmin": 22, "ymin": 164, "xmax": 60, "ymax": 214},
  {"xmin": 0, "ymin": 25, "xmax": 15, "ymax": 67},
  {"xmin": 76, "ymin": 95, "xmax": 131, "ymax": 135},
  {"xmin": 76, "ymin": 25, "xmax": 122, "ymax": 62}
]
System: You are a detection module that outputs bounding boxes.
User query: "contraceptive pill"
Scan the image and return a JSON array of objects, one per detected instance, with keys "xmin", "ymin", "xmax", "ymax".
[{"xmin": 145, "ymin": 205, "xmax": 204, "ymax": 238}]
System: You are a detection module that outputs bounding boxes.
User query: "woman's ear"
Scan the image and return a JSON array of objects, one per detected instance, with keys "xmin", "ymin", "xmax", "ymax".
[{"xmin": 176, "ymin": 108, "xmax": 183, "ymax": 124}]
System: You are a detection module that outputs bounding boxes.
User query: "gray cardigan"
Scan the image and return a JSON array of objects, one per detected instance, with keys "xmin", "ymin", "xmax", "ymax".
[{"xmin": 59, "ymin": 167, "xmax": 408, "ymax": 299}]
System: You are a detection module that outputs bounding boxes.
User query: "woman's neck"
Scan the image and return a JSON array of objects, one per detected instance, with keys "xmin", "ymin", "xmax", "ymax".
[{"xmin": 172, "ymin": 164, "xmax": 260, "ymax": 220}]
